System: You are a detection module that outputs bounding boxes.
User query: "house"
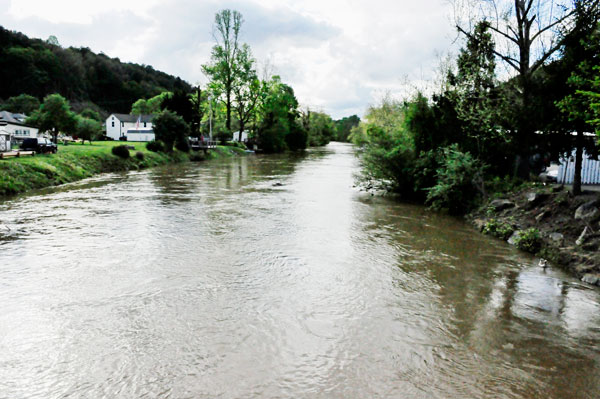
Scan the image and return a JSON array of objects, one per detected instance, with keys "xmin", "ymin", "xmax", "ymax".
[
  {"xmin": 0, "ymin": 111, "xmax": 39, "ymax": 143},
  {"xmin": 231, "ymin": 130, "xmax": 248, "ymax": 142},
  {"xmin": 105, "ymin": 114, "xmax": 155, "ymax": 142}
]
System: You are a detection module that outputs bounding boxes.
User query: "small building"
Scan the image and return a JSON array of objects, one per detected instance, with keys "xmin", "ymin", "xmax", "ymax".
[
  {"xmin": 232, "ymin": 130, "xmax": 248, "ymax": 142},
  {"xmin": 0, "ymin": 111, "xmax": 39, "ymax": 143},
  {"xmin": 105, "ymin": 114, "xmax": 155, "ymax": 141},
  {"xmin": 0, "ymin": 120, "xmax": 12, "ymax": 152}
]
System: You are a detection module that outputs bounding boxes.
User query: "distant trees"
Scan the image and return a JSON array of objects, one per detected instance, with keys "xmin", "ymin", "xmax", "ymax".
[
  {"xmin": 2, "ymin": 94, "xmax": 40, "ymax": 114},
  {"xmin": 334, "ymin": 115, "xmax": 360, "ymax": 142}
]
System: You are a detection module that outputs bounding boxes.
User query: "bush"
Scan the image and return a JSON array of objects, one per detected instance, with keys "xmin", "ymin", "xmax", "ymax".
[
  {"xmin": 111, "ymin": 145, "xmax": 130, "ymax": 159},
  {"xmin": 135, "ymin": 151, "xmax": 144, "ymax": 160},
  {"xmin": 513, "ymin": 228, "xmax": 542, "ymax": 253},
  {"xmin": 146, "ymin": 140, "xmax": 164, "ymax": 152},
  {"xmin": 153, "ymin": 110, "xmax": 189, "ymax": 151},
  {"xmin": 425, "ymin": 144, "xmax": 486, "ymax": 214},
  {"xmin": 482, "ymin": 219, "xmax": 514, "ymax": 240},
  {"xmin": 175, "ymin": 139, "xmax": 190, "ymax": 153}
]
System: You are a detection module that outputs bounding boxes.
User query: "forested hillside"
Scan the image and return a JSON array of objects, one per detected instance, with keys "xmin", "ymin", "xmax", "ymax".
[{"xmin": 0, "ymin": 26, "xmax": 191, "ymax": 114}]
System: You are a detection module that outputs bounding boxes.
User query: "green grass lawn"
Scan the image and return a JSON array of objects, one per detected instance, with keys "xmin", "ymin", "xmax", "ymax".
[{"xmin": 0, "ymin": 141, "xmax": 247, "ymax": 196}]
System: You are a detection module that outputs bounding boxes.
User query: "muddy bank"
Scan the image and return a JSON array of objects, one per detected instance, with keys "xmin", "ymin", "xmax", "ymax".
[{"xmin": 469, "ymin": 185, "xmax": 600, "ymax": 286}]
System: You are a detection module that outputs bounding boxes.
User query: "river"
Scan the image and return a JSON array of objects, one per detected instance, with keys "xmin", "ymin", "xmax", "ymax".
[{"xmin": 1, "ymin": 142, "xmax": 599, "ymax": 398}]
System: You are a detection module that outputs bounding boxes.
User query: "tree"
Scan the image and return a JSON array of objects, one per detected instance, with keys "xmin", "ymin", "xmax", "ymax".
[
  {"xmin": 451, "ymin": 21, "xmax": 505, "ymax": 162},
  {"xmin": 161, "ymin": 89, "xmax": 194, "ymax": 125},
  {"xmin": 257, "ymin": 76, "xmax": 306, "ymax": 152},
  {"xmin": 232, "ymin": 44, "xmax": 261, "ymax": 141},
  {"xmin": 131, "ymin": 92, "xmax": 171, "ymax": 114},
  {"xmin": 454, "ymin": 0, "xmax": 575, "ymax": 175},
  {"xmin": 203, "ymin": 9, "xmax": 244, "ymax": 132},
  {"xmin": 79, "ymin": 108, "xmax": 102, "ymax": 122},
  {"xmin": 153, "ymin": 110, "xmax": 190, "ymax": 152},
  {"xmin": 334, "ymin": 115, "xmax": 360, "ymax": 142},
  {"xmin": 26, "ymin": 93, "xmax": 76, "ymax": 143},
  {"xmin": 2, "ymin": 94, "xmax": 40, "ymax": 114},
  {"xmin": 556, "ymin": 3, "xmax": 600, "ymax": 194},
  {"xmin": 75, "ymin": 116, "xmax": 102, "ymax": 144}
]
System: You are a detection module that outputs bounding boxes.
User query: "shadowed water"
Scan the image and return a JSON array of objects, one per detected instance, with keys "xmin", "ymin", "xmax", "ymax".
[{"xmin": 1, "ymin": 143, "xmax": 599, "ymax": 398}]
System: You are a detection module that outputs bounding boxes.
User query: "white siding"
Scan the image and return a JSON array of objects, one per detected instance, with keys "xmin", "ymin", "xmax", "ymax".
[
  {"xmin": 105, "ymin": 115, "xmax": 154, "ymax": 141},
  {"xmin": 3, "ymin": 123, "xmax": 38, "ymax": 139},
  {"xmin": 105, "ymin": 115, "xmax": 123, "ymax": 140}
]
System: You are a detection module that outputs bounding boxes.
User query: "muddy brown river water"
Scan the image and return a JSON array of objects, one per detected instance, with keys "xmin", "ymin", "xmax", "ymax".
[{"xmin": 1, "ymin": 142, "xmax": 599, "ymax": 398}]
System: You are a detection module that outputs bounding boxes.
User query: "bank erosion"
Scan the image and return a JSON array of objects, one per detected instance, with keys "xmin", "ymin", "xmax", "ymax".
[{"xmin": 470, "ymin": 185, "xmax": 600, "ymax": 286}]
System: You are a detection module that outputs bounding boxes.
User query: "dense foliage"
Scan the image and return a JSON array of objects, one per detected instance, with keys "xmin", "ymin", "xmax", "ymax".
[
  {"xmin": 351, "ymin": 3, "xmax": 600, "ymax": 214},
  {"xmin": 0, "ymin": 26, "xmax": 190, "ymax": 114}
]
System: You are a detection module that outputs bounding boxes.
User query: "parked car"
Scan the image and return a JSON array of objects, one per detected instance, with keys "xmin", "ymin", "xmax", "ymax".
[{"xmin": 21, "ymin": 138, "xmax": 58, "ymax": 154}]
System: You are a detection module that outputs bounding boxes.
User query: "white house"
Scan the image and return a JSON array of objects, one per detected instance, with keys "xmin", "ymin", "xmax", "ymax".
[
  {"xmin": 231, "ymin": 130, "xmax": 248, "ymax": 142},
  {"xmin": 106, "ymin": 114, "xmax": 155, "ymax": 142},
  {"xmin": 0, "ymin": 111, "xmax": 39, "ymax": 142}
]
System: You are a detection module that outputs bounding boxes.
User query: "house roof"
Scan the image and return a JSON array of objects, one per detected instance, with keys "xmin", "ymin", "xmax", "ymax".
[
  {"xmin": 110, "ymin": 113, "xmax": 155, "ymax": 123},
  {"xmin": 0, "ymin": 110, "xmax": 27, "ymax": 126}
]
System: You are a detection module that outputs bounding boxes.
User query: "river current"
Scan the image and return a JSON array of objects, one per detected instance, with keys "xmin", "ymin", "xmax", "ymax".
[{"xmin": 1, "ymin": 143, "xmax": 599, "ymax": 398}]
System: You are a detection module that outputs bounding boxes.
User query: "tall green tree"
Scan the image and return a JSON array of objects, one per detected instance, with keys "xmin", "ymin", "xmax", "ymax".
[
  {"xmin": 454, "ymin": 0, "xmax": 576, "ymax": 176},
  {"xmin": 557, "ymin": 2, "xmax": 600, "ymax": 195},
  {"xmin": 257, "ymin": 76, "xmax": 306, "ymax": 152},
  {"xmin": 451, "ymin": 21, "xmax": 504, "ymax": 162},
  {"xmin": 232, "ymin": 44, "xmax": 261, "ymax": 141},
  {"xmin": 26, "ymin": 93, "xmax": 77, "ymax": 143},
  {"xmin": 203, "ymin": 9, "xmax": 244, "ymax": 133}
]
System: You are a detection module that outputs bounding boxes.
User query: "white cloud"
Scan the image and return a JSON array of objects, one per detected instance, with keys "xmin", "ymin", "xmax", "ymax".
[{"xmin": 0, "ymin": 0, "xmax": 458, "ymax": 119}]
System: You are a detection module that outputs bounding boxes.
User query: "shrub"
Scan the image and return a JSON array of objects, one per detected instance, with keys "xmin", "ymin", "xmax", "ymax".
[
  {"xmin": 175, "ymin": 139, "xmax": 190, "ymax": 153},
  {"xmin": 482, "ymin": 219, "xmax": 514, "ymax": 240},
  {"xmin": 153, "ymin": 110, "xmax": 190, "ymax": 151},
  {"xmin": 425, "ymin": 144, "xmax": 486, "ymax": 214},
  {"xmin": 135, "ymin": 151, "xmax": 144, "ymax": 160},
  {"xmin": 513, "ymin": 228, "xmax": 542, "ymax": 253},
  {"xmin": 111, "ymin": 145, "xmax": 130, "ymax": 159},
  {"xmin": 146, "ymin": 140, "xmax": 164, "ymax": 152}
]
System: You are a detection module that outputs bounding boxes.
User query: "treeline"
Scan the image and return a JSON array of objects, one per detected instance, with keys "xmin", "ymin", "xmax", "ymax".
[
  {"xmin": 351, "ymin": 0, "xmax": 600, "ymax": 213},
  {"xmin": 0, "ymin": 26, "xmax": 190, "ymax": 114},
  {"xmin": 126, "ymin": 9, "xmax": 359, "ymax": 153}
]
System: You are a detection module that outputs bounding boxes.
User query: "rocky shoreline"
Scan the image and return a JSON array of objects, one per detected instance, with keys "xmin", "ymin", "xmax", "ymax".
[{"xmin": 469, "ymin": 185, "xmax": 600, "ymax": 286}]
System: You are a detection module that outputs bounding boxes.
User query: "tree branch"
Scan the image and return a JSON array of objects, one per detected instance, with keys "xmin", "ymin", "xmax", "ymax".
[
  {"xmin": 487, "ymin": 24, "xmax": 519, "ymax": 44},
  {"xmin": 456, "ymin": 25, "xmax": 520, "ymax": 71}
]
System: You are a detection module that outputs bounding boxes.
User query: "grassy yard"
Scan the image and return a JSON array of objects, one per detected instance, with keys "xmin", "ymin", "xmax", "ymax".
[{"xmin": 0, "ymin": 141, "xmax": 246, "ymax": 196}]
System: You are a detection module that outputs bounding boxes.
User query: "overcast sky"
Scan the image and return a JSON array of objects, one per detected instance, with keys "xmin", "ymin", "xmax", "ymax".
[{"xmin": 0, "ymin": 0, "xmax": 458, "ymax": 119}]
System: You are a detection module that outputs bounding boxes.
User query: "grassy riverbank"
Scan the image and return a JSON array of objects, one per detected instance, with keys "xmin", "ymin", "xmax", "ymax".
[
  {"xmin": 469, "ymin": 185, "xmax": 600, "ymax": 286},
  {"xmin": 0, "ymin": 141, "xmax": 246, "ymax": 196}
]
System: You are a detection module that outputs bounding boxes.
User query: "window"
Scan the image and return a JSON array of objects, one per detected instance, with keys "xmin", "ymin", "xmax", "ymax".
[
  {"xmin": 121, "ymin": 122, "xmax": 124, "ymax": 127},
  {"xmin": 112, "ymin": 122, "xmax": 115, "ymax": 127},
  {"xmin": 144, "ymin": 122, "xmax": 147, "ymax": 128}
]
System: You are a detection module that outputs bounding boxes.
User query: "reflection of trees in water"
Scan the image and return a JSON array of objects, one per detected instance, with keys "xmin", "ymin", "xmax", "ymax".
[{"xmin": 356, "ymin": 197, "xmax": 600, "ymax": 396}]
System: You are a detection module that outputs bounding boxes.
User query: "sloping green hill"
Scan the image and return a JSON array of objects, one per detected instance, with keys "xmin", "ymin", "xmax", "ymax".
[{"xmin": 0, "ymin": 26, "xmax": 191, "ymax": 114}]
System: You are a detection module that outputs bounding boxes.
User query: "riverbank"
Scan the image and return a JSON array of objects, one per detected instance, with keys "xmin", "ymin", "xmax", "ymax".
[
  {"xmin": 469, "ymin": 184, "xmax": 600, "ymax": 286},
  {"xmin": 0, "ymin": 141, "xmax": 246, "ymax": 196}
]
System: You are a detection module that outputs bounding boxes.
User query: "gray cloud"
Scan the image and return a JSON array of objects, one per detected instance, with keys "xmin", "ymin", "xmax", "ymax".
[{"xmin": 0, "ymin": 0, "xmax": 458, "ymax": 119}]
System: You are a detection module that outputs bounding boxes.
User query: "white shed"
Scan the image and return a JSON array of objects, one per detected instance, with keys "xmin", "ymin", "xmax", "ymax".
[{"xmin": 0, "ymin": 121, "xmax": 11, "ymax": 152}]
